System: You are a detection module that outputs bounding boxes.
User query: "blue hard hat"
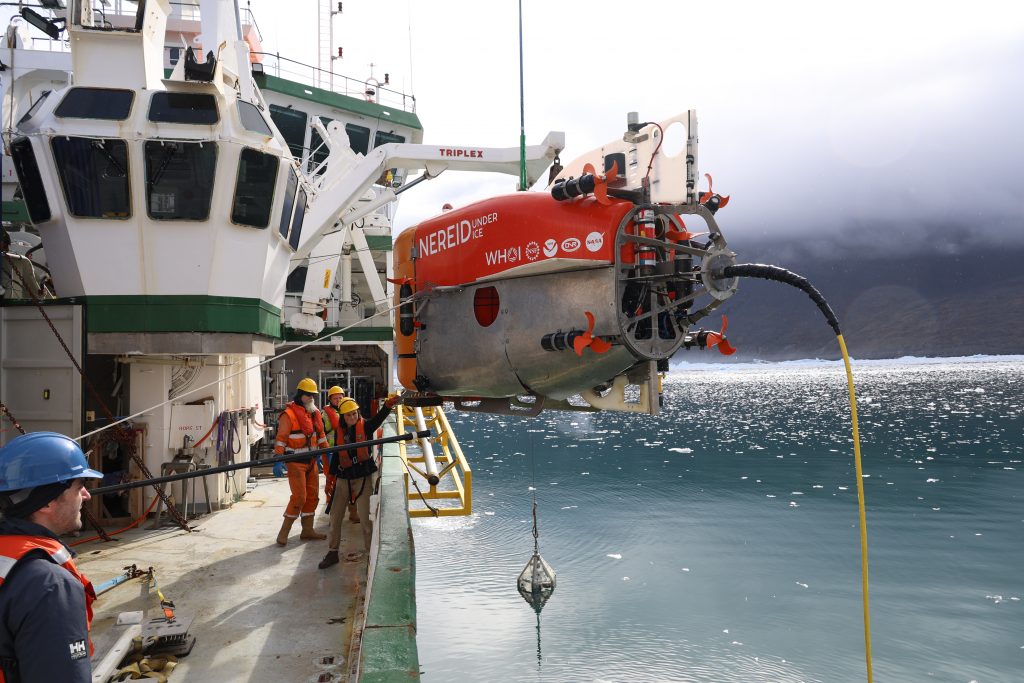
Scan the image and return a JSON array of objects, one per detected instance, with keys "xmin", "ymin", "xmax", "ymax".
[{"xmin": 0, "ymin": 432, "xmax": 102, "ymax": 492}]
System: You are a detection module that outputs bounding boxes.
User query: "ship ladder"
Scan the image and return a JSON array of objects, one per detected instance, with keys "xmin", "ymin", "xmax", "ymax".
[{"xmin": 396, "ymin": 405, "xmax": 472, "ymax": 517}]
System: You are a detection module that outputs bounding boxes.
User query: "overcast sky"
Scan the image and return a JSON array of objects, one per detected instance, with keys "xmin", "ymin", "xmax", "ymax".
[{"xmin": 252, "ymin": 2, "xmax": 1023, "ymax": 252}]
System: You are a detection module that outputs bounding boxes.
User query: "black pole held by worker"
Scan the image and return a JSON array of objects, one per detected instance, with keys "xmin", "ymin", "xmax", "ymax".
[{"xmin": 88, "ymin": 430, "xmax": 430, "ymax": 496}]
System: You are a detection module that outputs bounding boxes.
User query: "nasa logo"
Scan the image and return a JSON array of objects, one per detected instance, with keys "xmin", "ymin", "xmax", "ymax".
[
  {"xmin": 561, "ymin": 237, "xmax": 581, "ymax": 253},
  {"xmin": 525, "ymin": 241, "xmax": 540, "ymax": 261},
  {"xmin": 585, "ymin": 231, "xmax": 604, "ymax": 252},
  {"xmin": 543, "ymin": 238, "xmax": 558, "ymax": 258}
]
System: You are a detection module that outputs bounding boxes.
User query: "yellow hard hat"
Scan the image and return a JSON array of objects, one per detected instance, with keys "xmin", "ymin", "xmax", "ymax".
[
  {"xmin": 337, "ymin": 398, "xmax": 360, "ymax": 415},
  {"xmin": 327, "ymin": 385, "xmax": 346, "ymax": 398},
  {"xmin": 296, "ymin": 377, "xmax": 318, "ymax": 393}
]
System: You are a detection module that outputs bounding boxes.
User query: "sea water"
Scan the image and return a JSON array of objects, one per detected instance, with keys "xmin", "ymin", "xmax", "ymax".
[{"xmin": 413, "ymin": 357, "xmax": 1023, "ymax": 682}]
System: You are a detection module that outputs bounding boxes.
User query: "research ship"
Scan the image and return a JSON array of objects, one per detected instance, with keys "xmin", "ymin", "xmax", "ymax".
[{"xmin": 0, "ymin": 1, "xmax": 741, "ymax": 680}]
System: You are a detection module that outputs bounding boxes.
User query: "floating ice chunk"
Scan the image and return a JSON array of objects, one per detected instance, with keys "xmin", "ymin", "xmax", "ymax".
[
  {"xmin": 668, "ymin": 447, "xmax": 693, "ymax": 454},
  {"xmin": 789, "ymin": 502, "xmax": 799, "ymax": 507},
  {"xmin": 723, "ymin": 629, "xmax": 729, "ymax": 634},
  {"xmin": 561, "ymin": 505, "xmax": 578, "ymax": 510},
  {"xmin": 838, "ymin": 486, "xmax": 848, "ymax": 490},
  {"xmin": 926, "ymin": 478, "xmax": 940, "ymax": 483},
  {"xmin": 766, "ymin": 494, "xmax": 777, "ymax": 498},
  {"xmin": 607, "ymin": 553, "xmax": 622, "ymax": 559},
  {"xmin": 796, "ymin": 582, "xmax": 809, "ymax": 588},
  {"xmin": 791, "ymin": 491, "xmax": 804, "ymax": 495},
  {"xmin": 731, "ymin": 641, "xmax": 743, "ymax": 645},
  {"xmin": 484, "ymin": 511, "xmax": 495, "ymax": 516},
  {"xmin": 681, "ymin": 568, "xmax": 690, "ymax": 572},
  {"xmin": 622, "ymin": 576, "xmax": 630, "ymax": 581},
  {"xmin": 528, "ymin": 486, "xmax": 536, "ymax": 491}
]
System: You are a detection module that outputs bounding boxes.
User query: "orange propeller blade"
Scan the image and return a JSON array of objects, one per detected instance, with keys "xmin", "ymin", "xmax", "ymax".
[
  {"xmin": 573, "ymin": 311, "xmax": 611, "ymax": 356},
  {"xmin": 699, "ymin": 173, "xmax": 715, "ymax": 204},
  {"xmin": 705, "ymin": 315, "xmax": 736, "ymax": 355}
]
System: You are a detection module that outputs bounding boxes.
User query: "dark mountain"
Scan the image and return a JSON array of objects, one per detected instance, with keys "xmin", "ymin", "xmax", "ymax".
[{"xmin": 673, "ymin": 237, "xmax": 1024, "ymax": 362}]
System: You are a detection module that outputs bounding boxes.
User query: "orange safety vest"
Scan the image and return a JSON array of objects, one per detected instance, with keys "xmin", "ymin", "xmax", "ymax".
[
  {"xmin": 0, "ymin": 535, "xmax": 96, "ymax": 680},
  {"xmin": 275, "ymin": 402, "xmax": 326, "ymax": 457},
  {"xmin": 338, "ymin": 417, "xmax": 373, "ymax": 470}
]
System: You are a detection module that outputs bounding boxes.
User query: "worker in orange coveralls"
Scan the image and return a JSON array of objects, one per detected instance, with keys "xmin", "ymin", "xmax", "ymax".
[{"xmin": 274, "ymin": 377, "xmax": 329, "ymax": 545}]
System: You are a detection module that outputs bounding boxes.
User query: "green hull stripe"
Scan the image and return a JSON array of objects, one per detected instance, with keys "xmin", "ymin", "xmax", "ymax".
[
  {"xmin": 360, "ymin": 422, "xmax": 420, "ymax": 680},
  {"xmin": 256, "ymin": 74, "xmax": 422, "ymax": 131},
  {"xmin": 86, "ymin": 295, "xmax": 281, "ymax": 337},
  {"xmin": 282, "ymin": 326, "xmax": 393, "ymax": 343}
]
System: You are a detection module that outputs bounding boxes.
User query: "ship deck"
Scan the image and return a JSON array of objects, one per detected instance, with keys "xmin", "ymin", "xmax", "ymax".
[{"xmin": 76, "ymin": 477, "xmax": 367, "ymax": 682}]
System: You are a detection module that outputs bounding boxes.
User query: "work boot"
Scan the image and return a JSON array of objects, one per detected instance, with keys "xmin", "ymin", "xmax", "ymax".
[
  {"xmin": 348, "ymin": 503, "xmax": 360, "ymax": 524},
  {"xmin": 299, "ymin": 515, "xmax": 327, "ymax": 540},
  {"xmin": 276, "ymin": 517, "xmax": 295, "ymax": 546},
  {"xmin": 318, "ymin": 550, "xmax": 340, "ymax": 569}
]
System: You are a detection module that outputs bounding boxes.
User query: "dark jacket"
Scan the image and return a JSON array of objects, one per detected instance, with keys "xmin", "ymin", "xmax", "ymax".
[
  {"xmin": 0, "ymin": 517, "xmax": 91, "ymax": 683},
  {"xmin": 328, "ymin": 404, "xmax": 393, "ymax": 479}
]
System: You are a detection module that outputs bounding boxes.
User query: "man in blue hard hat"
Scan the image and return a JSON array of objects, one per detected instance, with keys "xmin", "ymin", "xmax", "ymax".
[{"xmin": 0, "ymin": 432, "xmax": 103, "ymax": 683}]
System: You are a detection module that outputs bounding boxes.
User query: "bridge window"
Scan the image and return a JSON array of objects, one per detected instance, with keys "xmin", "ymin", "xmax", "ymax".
[
  {"xmin": 289, "ymin": 188, "xmax": 307, "ymax": 250},
  {"xmin": 51, "ymin": 137, "xmax": 130, "ymax": 219},
  {"xmin": 149, "ymin": 92, "xmax": 219, "ymax": 125},
  {"xmin": 373, "ymin": 130, "xmax": 405, "ymax": 148},
  {"xmin": 144, "ymin": 141, "xmax": 217, "ymax": 220},
  {"xmin": 278, "ymin": 171, "xmax": 297, "ymax": 241},
  {"xmin": 232, "ymin": 148, "xmax": 279, "ymax": 228},
  {"xmin": 237, "ymin": 101, "xmax": 273, "ymax": 137},
  {"xmin": 9, "ymin": 138, "xmax": 51, "ymax": 224},
  {"xmin": 269, "ymin": 104, "xmax": 307, "ymax": 159},
  {"xmin": 345, "ymin": 123, "xmax": 370, "ymax": 155},
  {"xmin": 55, "ymin": 88, "xmax": 134, "ymax": 120}
]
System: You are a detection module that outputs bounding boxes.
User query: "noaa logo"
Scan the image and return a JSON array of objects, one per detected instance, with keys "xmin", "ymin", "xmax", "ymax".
[
  {"xmin": 585, "ymin": 231, "xmax": 604, "ymax": 252},
  {"xmin": 561, "ymin": 237, "xmax": 581, "ymax": 253},
  {"xmin": 543, "ymin": 238, "xmax": 558, "ymax": 258},
  {"xmin": 525, "ymin": 241, "xmax": 540, "ymax": 261}
]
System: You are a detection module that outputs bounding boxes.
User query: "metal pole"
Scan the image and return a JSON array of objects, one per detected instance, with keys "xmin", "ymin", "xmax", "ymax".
[
  {"xmin": 89, "ymin": 430, "xmax": 428, "ymax": 496},
  {"xmin": 518, "ymin": 0, "xmax": 527, "ymax": 191},
  {"xmin": 412, "ymin": 408, "xmax": 440, "ymax": 485}
]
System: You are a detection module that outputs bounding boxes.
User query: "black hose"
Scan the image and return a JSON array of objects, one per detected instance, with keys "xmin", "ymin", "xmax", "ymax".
[{"xmin": 721, "ymin": 263, "xmax": 841, "ymax": 336}]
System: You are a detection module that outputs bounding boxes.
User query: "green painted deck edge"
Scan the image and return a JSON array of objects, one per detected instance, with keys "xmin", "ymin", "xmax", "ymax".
[
  {"xmin": 282, "ymin": 326, "xmax": 393, "ymax": 343},
  {"xmin": 360, "ymin": 421, "xmax": 420, "ymax": 681},
  {"xmin": 84, "ymin": 295, "xmax": 281, "ymax": 337},
  {"xmin": 2, "ymin": 200, "xmax": 30, "ymax": 223},
  {"xmin": 256, "ymin": 74, "xmax": 422, "ymax": 131},
  {"xmin": 365, "ymin": 235, "xmax": 394, "ymax": 252}
]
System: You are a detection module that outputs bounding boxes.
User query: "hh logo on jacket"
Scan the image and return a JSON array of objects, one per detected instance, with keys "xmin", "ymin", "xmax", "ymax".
[{"xmin": 69, "ymin": 639, "xmax": 88, "ymax": 660}]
